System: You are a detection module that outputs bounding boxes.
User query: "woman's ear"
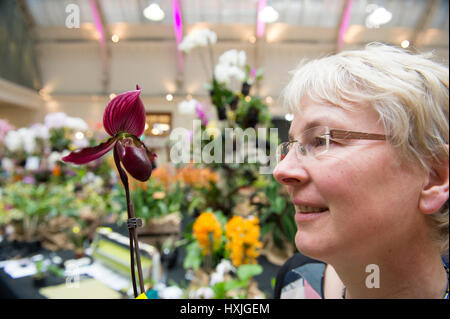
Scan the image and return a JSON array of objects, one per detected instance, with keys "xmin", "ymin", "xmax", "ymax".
[{"xmin": 419, "ymin": 147, "xmax": 449, "ymax": 215}]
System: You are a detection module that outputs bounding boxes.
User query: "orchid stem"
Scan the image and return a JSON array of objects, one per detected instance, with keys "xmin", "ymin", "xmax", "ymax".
[
  {"xmin": 114, "ymin": 146, "xmax": 145, "ymax": 298},
  {"xmin": 198, "ymin": 49, "xmax": 210, "ymax": 81},
  {"xmin": 129, "ymin": 203, "xmax": 145, "ymax": 294},
  {"xmin": 207, "ymin": 41, "xmax": 215, "ymax": 77}
]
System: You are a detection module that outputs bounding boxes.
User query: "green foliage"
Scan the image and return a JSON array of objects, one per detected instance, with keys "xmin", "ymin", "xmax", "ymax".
[
  {"xmin": 114, "ymin": 179, "xmax": 183, "ymax": 222},
  {"xmin": 0, "ymin": 178, "xmax": 116, "ymax": 243},
  {"xmin": 49, "ymin": 128, "xmax": 71, "ymax": 152},
  {"xmin": 254, "ymin": 175, "xmax": 297, "ymax": 249},
  {"xmin": 237, "ymin": 264, "xmax": 263, "ymax": 282},
  {"xmin": 183, "ymin": 241, "xmax": 203, "ymax": 271},
  {"xmin": 212, "ymin": 264, "xmax": 263, "ymax": 299},
  {"xmin": 235, "ymin": 96, "xmax": 271, "ymax": 129},
  {"xmin": 210, "ymin": 78, "xmax": 235, "ymax": 110}
]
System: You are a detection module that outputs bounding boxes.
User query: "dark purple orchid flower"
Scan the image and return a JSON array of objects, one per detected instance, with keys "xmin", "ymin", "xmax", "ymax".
[
  {"xmin": 62, "ymin": 85, "xmax": 156, "ymax": 181},
  {"xmin": 62, "ymin": 85, "xmax": 156, "ymax": 298}
]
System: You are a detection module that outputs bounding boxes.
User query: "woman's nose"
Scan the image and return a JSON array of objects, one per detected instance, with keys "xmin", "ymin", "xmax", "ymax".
[{"xmin": 273, "ymin": 149, "xmax": 309, "ymax": 186}]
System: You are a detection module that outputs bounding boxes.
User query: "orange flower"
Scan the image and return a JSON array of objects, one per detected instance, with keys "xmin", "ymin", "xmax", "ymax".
[
  {"xmin": 175, "ymin": 164, "xmax": 220, "ymax": 189},
  {"xmin": 151, "ymin": 164, "xmax": 176, "ymax": 188},
  {"xmin": 225, "ymin": 215, "xmax": 262, "ymax": 267},
  {"xmin": 193, "ymin": 212, "xmax": 223, "ymax": 255},
  {"xmin": 52, "ymin": 164, "xmax": 61, "ymax": 177}
]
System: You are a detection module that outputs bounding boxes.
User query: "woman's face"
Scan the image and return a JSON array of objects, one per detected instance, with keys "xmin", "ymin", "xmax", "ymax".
[{"xmin": 273, "ymin": 96, "xmax": 427, "ymax": 261}]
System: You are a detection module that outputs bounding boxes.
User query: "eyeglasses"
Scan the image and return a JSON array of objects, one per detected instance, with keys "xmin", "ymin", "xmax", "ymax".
[{"xmin": 276, "ymin": 126, "xmax": 386, "ymax": 163}]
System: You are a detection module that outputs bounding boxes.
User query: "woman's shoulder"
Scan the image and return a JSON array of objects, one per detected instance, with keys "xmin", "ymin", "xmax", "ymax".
[{"xmin": 274, "ymin": 253, "xmax": 326, "ymax": 299}]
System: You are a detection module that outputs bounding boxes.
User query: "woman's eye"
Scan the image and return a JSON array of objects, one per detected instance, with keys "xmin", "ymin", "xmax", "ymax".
[{"xmin": 312, "ymin": 137, "xmax": 327, "ymax": 147}]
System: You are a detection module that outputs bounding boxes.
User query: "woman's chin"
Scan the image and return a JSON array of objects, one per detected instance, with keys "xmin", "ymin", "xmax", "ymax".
[{"xmin": 294, "ymin": 231, "xmax": 334, "ymax": 261}]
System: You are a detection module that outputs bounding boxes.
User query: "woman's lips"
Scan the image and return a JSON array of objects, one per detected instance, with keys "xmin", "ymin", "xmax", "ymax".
[{"xmin": 294, "ymin": 208, "xmax": 329, "ymax": 222}]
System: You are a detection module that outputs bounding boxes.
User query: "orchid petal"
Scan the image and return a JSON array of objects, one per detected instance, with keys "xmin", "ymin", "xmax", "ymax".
[
  {"xmin": 103, "ymin": 86, "xmax": 146, "ymax": 137},
  {"xmin": 62, "ymin": 137, "xmax": 116, "ymax": 164},
  {"xmin": 117, "ymin": 139, "xmax": 153, "ymax": 182}
]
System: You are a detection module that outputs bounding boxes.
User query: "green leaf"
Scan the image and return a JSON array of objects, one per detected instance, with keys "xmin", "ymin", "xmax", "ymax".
[
  {"xmin": 236, "ymin": 264, "xmax": 263, "ymax": 282},
  {"xmin": 260, "ymin": 222, "xmax": 275, "ymax": 236},
  {"xmin": 214, "ymin": 210, "xmax": 228, "ymax": 227},
  {"xmin": 212, "ymin": 282, "xmax": 226, "ymax": 299},
  {"xmin": 183, "ymin": 242, "xmax": 202, "ymax": 271},
  {"xmin": 271, "ymin": 277, "xmax": 276, "ymax": 289},
  {"xmin": 224, "ymin": 279, "xmax": 243, "ymax": 291},
  {"xmin": 281, "ymin": 213, "xmax": 296, "ymax": 242},
  {"xmin": 272, "ymin": 197, "xmax": 286, "ymax": 214},
  {"xmin": 266, "ymin": 184, "xmax": 278, "ymax": 201},
  {"xmin": 157, "ymin": 201, "xmax": 168, "ymax": 216}
]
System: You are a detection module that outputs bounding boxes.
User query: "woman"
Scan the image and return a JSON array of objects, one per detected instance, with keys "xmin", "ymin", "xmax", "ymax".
[{"xmin": 273, "ymin": 43, "xmax": 449, "ymax": 299}]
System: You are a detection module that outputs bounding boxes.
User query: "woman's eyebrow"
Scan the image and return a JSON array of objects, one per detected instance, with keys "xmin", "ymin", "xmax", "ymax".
[{"xmin": 288, "ymin": 120, "xmax": 323, "ymax": 141}]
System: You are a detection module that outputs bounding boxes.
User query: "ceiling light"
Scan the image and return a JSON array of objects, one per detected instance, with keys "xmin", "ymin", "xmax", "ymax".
[
  {"xmin": 166, "ymin": 93, "xmax": 173, "ymax": 101},
  {"xmin": 401, "ymin": 40, "xmax": 410, "ymax": 48},
  {"xmin": 285, "ymin": 113, "xmax": 294, "ymax": 121},
  {"xmin": 75, "ymin": 132, "xmax": 85, "ymax": 140},
  {"xmin": 109, "ymin": 93, "xmax": 116, "ymax": 100},
  {"xmin": 259, "ymin": 6, "xmax": 279, "ymax": 23},
  {"xmin": 143, "ymin": 3, "xmax": 165, "ymax": 21},
  {"xmin": 365, "ymin": 7, "xmax": 392, "ymax": 28},
  {"xmin": 111, "ymin": 34, "xmax": 119, "ymax": 43}
]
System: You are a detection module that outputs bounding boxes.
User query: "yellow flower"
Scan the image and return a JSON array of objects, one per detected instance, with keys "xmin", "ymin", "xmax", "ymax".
[
  {"xmin": 226, "ymin": 110, "xmax": 236, "ymax": 121},
  {"xmin": 225, "ymin": 215, "xmax": 262, "ymax": 267},
  {"xmin": 72, "ymin": 226, "xmax": 80, "ymax": 234},
  {"xmin": 193, "ymin": 212, "xmax": 223, "ymax": 255},
  {"xmin": 205, "ymin": 121, "xmax": 220, "ymax": 139}
]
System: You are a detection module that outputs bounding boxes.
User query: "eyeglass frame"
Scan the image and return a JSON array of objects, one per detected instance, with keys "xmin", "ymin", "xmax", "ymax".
[{"xmin": 277, "ymin": 126, "xmax": 387, "ymax": 162}]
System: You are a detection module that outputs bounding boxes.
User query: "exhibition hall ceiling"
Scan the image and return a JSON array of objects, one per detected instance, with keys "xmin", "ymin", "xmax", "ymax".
[{"xmin": 18, "ymin": 0, "xmax": 449, "ymax": 98}]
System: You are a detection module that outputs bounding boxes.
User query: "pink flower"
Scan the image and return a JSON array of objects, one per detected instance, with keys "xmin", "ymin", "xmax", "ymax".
[
  {"xmin": 195, "ymin": 103, "xmax": 212, "ymax": 126},
  {"xmin": 0, "ymin": 119, "xmax": 14, "ymax": 142},
  {"xmin": 62, "ymin": 85, "xmax": 156, "ymax": 181}
]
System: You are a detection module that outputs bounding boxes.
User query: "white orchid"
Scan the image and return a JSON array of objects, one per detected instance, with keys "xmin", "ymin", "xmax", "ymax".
[
  {"xmin": 44, "ymin": 112, "xmax": 88, "ymax": 132},
  {"xmin": 4, "ymin": 130, "xmax": 21, "ymax": 152},
  {"xmin": 214, "ymin": 64, "xmax": 246, "ymax": 89},
  {"xmin": 209, "ymin": 271, "xmax": 224, "ymax": 286},
  {"xmin": 65, "ymin": 117, "xmax": 88, "ymax": 131},
  {"xmin": 178, "ymin": 28, "xmax": 217, "ymax": 53},
  {"xmin": 214, "ymin": 49, "xmax": 247, "ymax": 90},
  {"xmin": 4, "ymin": 128, "xmax": 37, "ymax": 154},
  {"xmin": 45, "ymin": 112, "xmax": 68, "ymax": 129},
  {"xmin": 218, "ymin": 49, "xmax": 246, "ymax": 68},
  {"xmin": 18, "ymin": 128, "xmax": 37, "ymax": 154},
  {"xmin": 30, "ymin": 123, "xmax": 50, "ymax": 140},
  {"xmin": 216, "ymin": 259, "xmax": 235, "ymax": 275}
]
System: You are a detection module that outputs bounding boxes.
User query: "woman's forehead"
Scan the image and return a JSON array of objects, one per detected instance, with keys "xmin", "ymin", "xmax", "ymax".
[{"xmin": 288, "ymin": 98, "xmax": 382, "ymax": 137}]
